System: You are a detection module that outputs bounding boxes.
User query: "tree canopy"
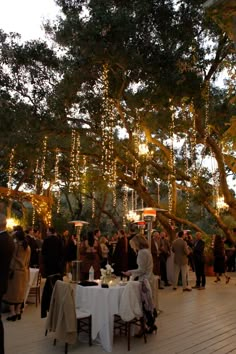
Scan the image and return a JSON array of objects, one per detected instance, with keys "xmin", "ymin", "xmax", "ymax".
[{"xmin": 0, "ymin": 0, "xmax": 236, "ymax": 238}]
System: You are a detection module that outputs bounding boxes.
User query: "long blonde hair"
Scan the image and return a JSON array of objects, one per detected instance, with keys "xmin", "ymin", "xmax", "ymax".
[{"xmin": 130, "ymin": 234, "xmax": 149, "ymax": 251}]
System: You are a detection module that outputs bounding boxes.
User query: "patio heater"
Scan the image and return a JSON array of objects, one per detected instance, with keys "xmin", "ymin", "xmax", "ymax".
[
  {"xmin": 134, "ymin": 208, "xmax": 167, "ymax": 247},
  {"xmin": 68, "ymin": 220, "xmax": 89, "ymax": 282}
]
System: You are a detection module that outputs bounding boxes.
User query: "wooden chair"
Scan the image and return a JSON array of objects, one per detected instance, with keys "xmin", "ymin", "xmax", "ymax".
[
  {"xmin": 114, "ymin": 314, "xmax": 147, "ymax": 351},
  {"xmin": 28, "ymin": 270, "xmax": 41, "ymax": 307},
  {"xmin": 114, "ymin": 281, "xmax": 147, "ymax": 351},
  {"xmin": 46, "ymin": 280, "xmax": 92, "ymax": 354}
]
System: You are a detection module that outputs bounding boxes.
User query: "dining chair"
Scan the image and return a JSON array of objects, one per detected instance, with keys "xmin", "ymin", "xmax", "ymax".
[
  {"xmin": 28, "ymin": 270, "xmax": 41, "ymax": 307},
  {"xmin": 114, "ymin": 281, "xmax": 147, "ymax": 351},
  {"xmin": 45, "ymin": 280, "xmax": 92, "ymax": 354}
]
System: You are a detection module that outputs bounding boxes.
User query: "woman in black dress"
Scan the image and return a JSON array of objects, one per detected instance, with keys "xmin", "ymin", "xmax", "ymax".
[{"xmin": 213, "ymin": 234, "xmax": 230, "ymax": 284}]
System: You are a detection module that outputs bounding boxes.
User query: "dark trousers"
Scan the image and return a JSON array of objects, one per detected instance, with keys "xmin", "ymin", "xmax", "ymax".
[
  {"xmin": 0, "ymin": 300, "xmax": 4, "ymax": 354},
  {"xmin": 195, "ymin": 261, "xmax": 206, "ymax": 287},
  {"xmin": 160, "ymin": 254, "xmax": 168, "ymax": 284}
]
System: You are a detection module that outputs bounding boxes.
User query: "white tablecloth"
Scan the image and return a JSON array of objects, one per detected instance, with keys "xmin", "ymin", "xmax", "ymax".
[
  {"xmin": 24, "ymin": 267, "xmax": 39, "ymax": 304},
  {"xmin": 75, "ymin": 284, "xmax": 125, "ymax": 352}
]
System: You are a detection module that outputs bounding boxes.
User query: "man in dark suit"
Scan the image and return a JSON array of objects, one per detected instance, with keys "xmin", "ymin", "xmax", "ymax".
[
  {"xmin": 127, "ymin": 224, "xmax": 138, "ymax": 270},
  {"xmin": 192, "ymin": 232, "xmax": 206, "ymax": 290},
  {"xmin": 41, "ymin": 227, "xmax": 64, "ymax": 277},
  {"xmin": 0, "ymin": 213, "xmax": 15, "ymax": 354}
]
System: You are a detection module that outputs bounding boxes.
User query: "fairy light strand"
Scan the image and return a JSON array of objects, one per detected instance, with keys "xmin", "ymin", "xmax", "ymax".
[
  {"xmin": 39, "ymin": 136, "xmax": 48, "ymax": 194},
  {"xmin": 122, "ymin": 184, "xmax": 128, "ymax": 227},
  {"xmin": 92, "ymin": 190, "xmax": 95, "ymax": 219},
  {"xmin": 69, "ymin": 130, "xmax": 80, "ymax": 192},
  {"xmin": 7, "ymin": 148, "xmax": 15, "ymax": 196},
  {"xmin": 101, "ymin": 63, "xmax": 116, "ymax": 189},
  {"xmin": 168, "ymin": 106, "xmax": 176, "ymax": 215}
]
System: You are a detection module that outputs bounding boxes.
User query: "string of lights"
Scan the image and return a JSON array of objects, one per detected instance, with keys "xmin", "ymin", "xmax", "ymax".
[
  {"xmin": 39, "ymin": 136, "xmax": 48, "ymax": 194},
  {"xmin": 168, "ymin": 106, "xmax": 176, "ymax": 214},
  {"xmin": 92, "ymin": 189, "xmax": 95, "ymax": 219},
  {"xmin": 122, "ymin": 184, "xmax": 128, "ymax": 227},
  {"xmin": 69, "ymin": 130, "xmax": 80, "ymax": 192},
  {"xmin": 81, "ymin": 155, "xmax": 86, "ymax": 204},
  {"xmin": 7, "ymin": 148, "xmax": 15, "ymax": 196},
  {"xmin": 32, "ymin": 207, "xmax": 36, "ymax": 228},
  {"xmin": 101, "ymin": 64, "xmax": 116, "ymax": 188}
]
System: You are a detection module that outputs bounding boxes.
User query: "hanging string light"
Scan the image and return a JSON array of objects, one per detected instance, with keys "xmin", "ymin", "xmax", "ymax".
[
  {"xmin": 203, "ymin": 81, "xmax": 210, "ymax": 146},
  {"xmin": 69, "ymin": 130, "xmax": 80, "ymax": 192},
  {"xmin": 54, "ymin": 148, "xmax": 61, "ymax": 214},
  {"xmin": 184, "ymin": 140, "xmax": 190, "ymax": 215},
  {"xmin": 188, "ymin": 102, "xmax": 198, "ymax": 186},
  {"xmin": 7, "ymin": 148, "xmax": 15, "ymax": 196},
  {"xmin": 92, "ymin": 190, "xmax": 95, "ymax": 219},
  {"xmin": 56, "ymin": 189, "xmax": 61, "ymax": 214},
  {"xmin": 39, "ymin": 136, "xmax": 48, "ymax": 194},
  {"xmin": 34, "ymin": 159, "xmax": 39, "ymax": 192},
  {"xmin": 81, "ymin": 155, "xmax": 86, "ymax": 204},
  {"xmin": 122, "ymin": 184, "xmax": 128, "ymax": 227},
  {"xmin": 168, "ymin": 105, "xmax": 176, "ymax": 215},
  {"xmin": 111, "ymin": 161, "xmax": 117, "ymax": 207},
  {"xmin": 181, "ymin": 101, "xmax": 191, "ymax": 215},
  {"xmin": 32, "ymin": 207, "xmax": 36, "ymax": 228},
  {"xmin": 101, "ymin": 63, "xmax": 116, "ymax": 189},
  {"xmin": 54, "ymin": 148, "xmax": 60, "ymax": 185},
  {"xmin": 156, "ymin": 178, "xmax": 161, "ymax": 206}
]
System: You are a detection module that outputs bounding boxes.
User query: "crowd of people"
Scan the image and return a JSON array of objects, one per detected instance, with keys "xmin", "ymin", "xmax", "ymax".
[{"xmin": 1, "ymin": 210, "xmax": 236, "ymax": 354}]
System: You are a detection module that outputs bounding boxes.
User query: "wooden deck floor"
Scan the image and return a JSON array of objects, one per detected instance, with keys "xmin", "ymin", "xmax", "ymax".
[{"xmin": 4, "ymin": 272, "xmax": 236, "ymax": 354}]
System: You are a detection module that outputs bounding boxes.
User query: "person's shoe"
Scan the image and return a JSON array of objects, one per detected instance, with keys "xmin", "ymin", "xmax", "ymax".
[
  {"xmin": 192, "ymin": 285, "xmax": 200, "ymax": 289},
  {"xmin": 183, "ymin": 288, "xmax": 192, "ymax": 292},
  {"xmin": 6, "ymin": 315, "xmax": 17, "ymax": 321},
  {"xmin": 146, "ymin": 324, "xmax": 158, "ymax": 334},
  {"xmin": 173, "ymin": 287, "xmax": 177, "ymax": 290},
  {"xmin": 198, "ymin": 286, "xmax": 205, "ymax": 290},
  {"xmin": 135, "ymin": 330, "xmax": 145, "ymax": 338}
]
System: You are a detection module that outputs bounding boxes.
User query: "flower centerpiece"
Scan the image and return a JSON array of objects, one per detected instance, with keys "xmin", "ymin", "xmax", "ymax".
[{"xmin": 100, "ymin": 263, "xmax": 115, "ymax": 284}]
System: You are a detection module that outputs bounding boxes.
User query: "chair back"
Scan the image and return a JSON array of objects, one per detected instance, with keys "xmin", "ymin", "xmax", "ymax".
[
  {"xmin": 46, "ymin": 280, "xmax": 77, "ymax": 345},
  {"xmin": 41, "ymin": 273, "xmax": 63, "ymax": 318},
  {"xmin": 32, "ymin": 270, "xmax": 41, "ymax": 288},
  {"xmin": 119, "ymin": 281, "xmax": 143, "ymax": 322}
]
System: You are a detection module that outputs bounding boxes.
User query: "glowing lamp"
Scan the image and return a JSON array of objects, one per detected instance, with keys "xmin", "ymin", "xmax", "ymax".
[{"xmin": 143, "ymin": 208, "xmax": 156, "ymax": 219}]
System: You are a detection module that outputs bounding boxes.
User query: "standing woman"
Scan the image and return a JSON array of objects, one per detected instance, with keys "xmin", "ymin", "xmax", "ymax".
[
  {"xmin": 123, "ymin": 234, "xmax": 153, "ymax": 282},
  {"xmin": 3, "ymin": 228, "xmax": 31, "ymax": 321},
  {"xmin": 80, "ymin": 231, "xmax": 101, "ymax": 281},
  {"xmin": 122, "ymin": 234, "xmax": 157, "ymax": 334},
  {"xmin": 213, "ymin": 234, "xmax": 230, "ymax": 284}
]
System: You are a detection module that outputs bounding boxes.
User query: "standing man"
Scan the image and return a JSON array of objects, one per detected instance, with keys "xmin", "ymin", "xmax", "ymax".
[
  {"xmin": 192, "ymin": 232, "xmax": 206, "ymax": 290},
  {"xmin": 0, "ymin": 213, "xmax": 15, "ymax": 354},
  {"xmin": 25, "ymin": 227, "xmax": 39, "ymax": 268},
  {"xmin": 172, "ymin": 231, "xmax": 192, "ymax": 291},
  {"xmin": 159, "ymin": 231, "xmax": 171, "ymax": 287},
  {"xmin": 127, "ymin": 224, "xmax": 138, "ymax": 270},
  {"xmin": 41, "ymin": 227, "xmax": 64, "ymax": 277}
]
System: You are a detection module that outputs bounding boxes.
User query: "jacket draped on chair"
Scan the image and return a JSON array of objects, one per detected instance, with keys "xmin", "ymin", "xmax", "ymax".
[{"xmin": 45, "ymin": 280, "xmax": 77, "ymax": 345}]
